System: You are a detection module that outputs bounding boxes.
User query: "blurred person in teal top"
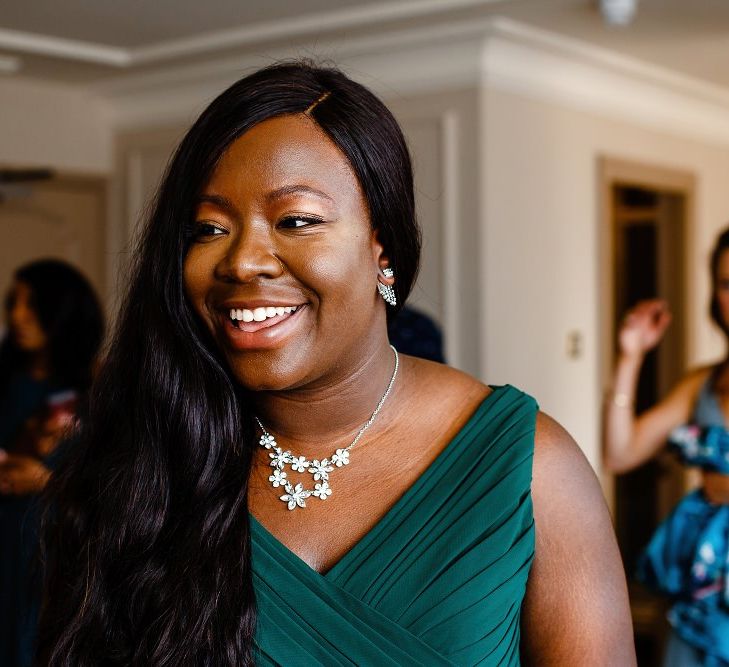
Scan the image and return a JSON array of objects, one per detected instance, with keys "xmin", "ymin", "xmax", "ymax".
[{"xmin": 0, "ymin": 259, "xmax": 103, "ymax": 667}]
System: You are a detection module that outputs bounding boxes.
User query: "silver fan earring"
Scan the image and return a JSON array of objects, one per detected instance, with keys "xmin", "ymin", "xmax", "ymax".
[{"xmin": 378, "ymin": 268, "xmax": 396, "ymax": 306}]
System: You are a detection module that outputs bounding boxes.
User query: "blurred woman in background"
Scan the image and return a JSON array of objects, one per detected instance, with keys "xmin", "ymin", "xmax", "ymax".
[
  {"xmin": 604, "ymin": 228, "xmax": 729, "ymax": 667},
  {"xmin": 0, "ymin": 258, "xmax": 104, "ymax": 667}
]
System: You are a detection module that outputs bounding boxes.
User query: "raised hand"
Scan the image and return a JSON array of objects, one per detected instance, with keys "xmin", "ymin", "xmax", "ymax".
[{"xmin": 619, "ymin": 299, "xmax": 672, "ymax": 358}]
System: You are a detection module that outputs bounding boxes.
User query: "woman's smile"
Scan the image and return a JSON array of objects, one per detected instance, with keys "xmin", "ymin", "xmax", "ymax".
[{"xmin": 216, "ymin": 302, "xmax": 308, "ymax": 351}]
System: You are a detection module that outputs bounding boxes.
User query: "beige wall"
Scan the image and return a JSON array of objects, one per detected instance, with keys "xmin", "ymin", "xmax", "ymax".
[
  {"xmin": 483, "ymin": 87, "xmax": 729, "ymax": 468},
  {"xmin": 388, "ymin": 88, "xmax": 481, "ymax": 375},
  {"xmin": 0, "ymin": 77, "xmax": 112, "ymax": 173}
]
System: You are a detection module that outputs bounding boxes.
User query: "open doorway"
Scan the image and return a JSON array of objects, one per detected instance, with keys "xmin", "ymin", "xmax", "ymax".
[
  {"xmin": 0, "ymin": 168, "xmax": 108, "ymax": 329},
  {"xmin": 599, "ymin": 157, "xmax": 695, "ymax": 667}
]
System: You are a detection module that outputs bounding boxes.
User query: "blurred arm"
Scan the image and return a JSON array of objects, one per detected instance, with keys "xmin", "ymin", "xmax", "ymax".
[
  {"xmin": 603, "ymin": 356, "xmax": 706, "ymax": 473},
  {"xmin": 602, "ymin": 299, "xmax": 704, "ymax": 473}
]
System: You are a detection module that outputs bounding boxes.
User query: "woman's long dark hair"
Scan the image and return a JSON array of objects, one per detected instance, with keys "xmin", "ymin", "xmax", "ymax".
[
  {"xmin": 0, "ymin": 259, "xmax": 104, "ymax": 392},
  {"xmin": 39, "ymin": 62, "xmax": 420, "ymax": 665}
]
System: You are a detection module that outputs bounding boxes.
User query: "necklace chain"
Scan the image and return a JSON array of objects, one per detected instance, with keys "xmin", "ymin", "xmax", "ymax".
[{"xmin": 255, "ymin": 345, "xmax": 399, "ymax": 510}]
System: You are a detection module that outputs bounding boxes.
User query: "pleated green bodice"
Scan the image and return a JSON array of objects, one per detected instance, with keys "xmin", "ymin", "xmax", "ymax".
[{"xmin": 252, "ymin": 385, "xmax": 537, "ymax": 666}]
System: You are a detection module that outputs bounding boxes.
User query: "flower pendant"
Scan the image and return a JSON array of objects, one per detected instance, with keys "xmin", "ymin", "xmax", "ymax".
[{"xmin": 258, "ymin": 432, "xmax": 347, "ymax": 510}]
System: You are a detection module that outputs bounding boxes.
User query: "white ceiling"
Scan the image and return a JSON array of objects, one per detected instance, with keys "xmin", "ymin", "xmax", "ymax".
[
  {"xmin": 1, "ymin": 0, "xmax": 729, "ymax": 90},
  {"xmin": 0, "ymin": 0, "xmax": 378, "ymax": 48}
]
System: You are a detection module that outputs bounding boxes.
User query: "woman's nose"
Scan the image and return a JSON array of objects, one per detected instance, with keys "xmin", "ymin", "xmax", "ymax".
[{"xmin": 215, "ymin": 224, "xmax": 283, "ymax": 283}]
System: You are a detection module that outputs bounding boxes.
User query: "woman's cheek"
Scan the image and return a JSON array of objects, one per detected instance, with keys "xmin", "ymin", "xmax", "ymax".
[
  {"xmin": 182, "ymin": 254, "xmax": 209, "ymax": 317},
  {"xmin": 183, "ymin": 243, "xmax": 209, "ymax": 277}
]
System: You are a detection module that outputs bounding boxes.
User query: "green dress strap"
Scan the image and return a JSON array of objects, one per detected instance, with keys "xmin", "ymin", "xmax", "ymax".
[{"xmin": 252, "ymin": 384, "xmax": 537, "ymax": 666}]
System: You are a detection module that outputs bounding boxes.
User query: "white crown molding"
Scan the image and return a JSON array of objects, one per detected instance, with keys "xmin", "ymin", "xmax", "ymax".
[
  {"xmin": 91, "ymin": 11, "xmax": 729, "ymax": 146},
  {"xmin": 0, "ymin": 0, "xmax": 506, "ymax": 68},
  {"xmin": 483, "ymin": 17, "xmax": 729, "ymax": 146},
  {"xmin": 0, "ymin": 27, "xmax": 129, "ymax": 66},
  {"xmin": 94, "ymin": 18, "xmax": 491, "ymax": 97},
  {"xmin": 101, "ymin": 20, "xmax": 487, "ymax": 128},
  {"xmin": 130, "ymin": 0, "xmax": 505, "ymax": 65},
  {"xmin": 489, "ymin": 18, "xmax": 729, "ymax": 107}
]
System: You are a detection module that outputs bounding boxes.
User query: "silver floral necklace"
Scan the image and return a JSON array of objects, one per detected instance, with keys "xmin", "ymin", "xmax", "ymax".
[{"xmin": 255, "ymin": 345, "xmax": 399, "ymax": 511}]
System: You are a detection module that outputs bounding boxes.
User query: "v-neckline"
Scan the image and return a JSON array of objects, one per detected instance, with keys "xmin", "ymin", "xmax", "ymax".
[{"xmin": 250, "ymin": 384, "xmax": 509, "ymax": 579}]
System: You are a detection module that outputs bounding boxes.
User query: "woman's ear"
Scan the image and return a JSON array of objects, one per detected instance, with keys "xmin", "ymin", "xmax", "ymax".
[
  {"xmin": 372, "ymin": 231, "xmax": 394, "ymax": 285},
  {"xmin": 372, "ymin": 231, "xmax": 396, "ymax": 306},
  {"xmin": 378, "ymin": 261, "xmax": 395, "ymax": 286}
]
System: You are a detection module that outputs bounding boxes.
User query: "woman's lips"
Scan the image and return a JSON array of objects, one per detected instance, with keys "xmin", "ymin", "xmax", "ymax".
[
  {"xmin": 233, "ymin": 308, "xmax": 295, "ymax": 333},
  {"xmin": 217, "ymin": 304, "xmax": 306, "ymax": 350},
  {"xmin": 229, "ymin": 305, "xmax": 298, "ymax": 329}
]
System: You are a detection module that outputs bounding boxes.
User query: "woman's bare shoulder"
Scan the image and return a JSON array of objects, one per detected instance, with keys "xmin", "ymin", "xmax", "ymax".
[
  {"xmin": 532, "ymin": 411, "xmax": 593, "ymax": 482},
  {"xmin": 522, "ymin": 412, "xmax": 636, "ymax": 664}
]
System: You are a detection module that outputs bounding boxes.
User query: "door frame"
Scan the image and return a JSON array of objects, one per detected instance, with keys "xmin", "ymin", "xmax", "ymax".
[
  {"xmin": 597, "ymin": 156, "xmax": 696, "ymax": 508},
  {"xmin": 0, "ymin": 164, "xmax": 108, "ymax": 298}
]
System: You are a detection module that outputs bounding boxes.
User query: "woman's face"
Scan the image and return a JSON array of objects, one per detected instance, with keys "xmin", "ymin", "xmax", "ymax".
[
  {"xmin": 716, "ymin": 248, "xmax": 729, "ymax": 329},
  {"xmin": 183, "ymin": 114, "xmax": 388, "ymax": 391},
  {"xmin": 6, "ymin": 280, "xmax": 48, "ymax": 352}
]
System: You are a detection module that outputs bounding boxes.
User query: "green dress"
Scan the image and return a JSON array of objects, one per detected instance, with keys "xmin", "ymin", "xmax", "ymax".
[{"xmin": 251, "ymin": 385, "xmax": 537, "ymax": 666}]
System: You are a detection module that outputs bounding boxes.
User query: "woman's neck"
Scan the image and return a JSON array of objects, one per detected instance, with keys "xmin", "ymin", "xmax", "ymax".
[{"xmin": 250, "ymin": 342, "xmax": 402, "ymax": 458}]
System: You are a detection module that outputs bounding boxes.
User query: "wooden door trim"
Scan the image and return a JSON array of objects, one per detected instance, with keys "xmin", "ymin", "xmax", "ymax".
[{"xmin": 597, "ymin": 156, "xmax": 696, "ymax": 508}]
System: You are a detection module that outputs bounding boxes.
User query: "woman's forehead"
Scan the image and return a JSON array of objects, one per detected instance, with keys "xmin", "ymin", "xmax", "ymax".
[{"xmin": 206, "ymin": 114, "xmax": 363, "ymax": 202}]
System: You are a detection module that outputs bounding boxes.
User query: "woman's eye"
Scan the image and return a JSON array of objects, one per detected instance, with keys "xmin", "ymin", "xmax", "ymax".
[
  {"xmin": 278, "ymin": 215, "xmax": 323, "ymax": 229},
  {"xmin": 188, "ymin": 222, "xmax": 227, "ymax": 240}
]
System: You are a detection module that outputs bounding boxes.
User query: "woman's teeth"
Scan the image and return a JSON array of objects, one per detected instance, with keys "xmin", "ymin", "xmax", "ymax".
[{"xmin": 229, "ymin": 306, "xmax": 297, "ymax": 323}]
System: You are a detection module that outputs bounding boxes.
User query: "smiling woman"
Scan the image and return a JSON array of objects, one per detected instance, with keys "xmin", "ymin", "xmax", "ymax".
[{"xmin": 38, "ymin": 62, "xmax": 635, "ymax": 666}]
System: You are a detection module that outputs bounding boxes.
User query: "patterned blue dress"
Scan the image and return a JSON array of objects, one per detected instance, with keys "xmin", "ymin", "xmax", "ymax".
[{"xmin": 638, "ymin": 375, "xmax": 729, "ymax": 666}]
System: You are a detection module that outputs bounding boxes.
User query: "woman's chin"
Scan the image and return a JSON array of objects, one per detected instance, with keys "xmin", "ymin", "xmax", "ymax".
[
  {"xmin": 226, "ymin": 352, "xmax": 312, "ymax": 393},
  {"xmin": 236, "ymin": 376, "xmax": 298, "ymax": 392}
]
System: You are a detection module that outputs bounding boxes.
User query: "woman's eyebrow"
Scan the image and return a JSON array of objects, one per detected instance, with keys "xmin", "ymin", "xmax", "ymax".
[
  {"xmin": 197, "ymin": 193, "xmax": 235, "ymax": 212},
  {"xmin": 266, "ymin": 184, "xmax": 334, "ymax": 203}
]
